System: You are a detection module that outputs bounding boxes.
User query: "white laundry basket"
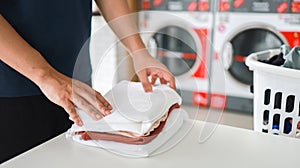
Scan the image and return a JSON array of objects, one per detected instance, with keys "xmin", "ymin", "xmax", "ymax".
[{"xmin": 246, "ymin": 49, "xmax": 300, "ymax": 138}]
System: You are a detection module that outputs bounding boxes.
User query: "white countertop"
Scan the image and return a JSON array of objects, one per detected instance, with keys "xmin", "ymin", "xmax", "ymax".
[{"xmin": 1, "ymin": 120, "xmax": 300, "ymax": 168}]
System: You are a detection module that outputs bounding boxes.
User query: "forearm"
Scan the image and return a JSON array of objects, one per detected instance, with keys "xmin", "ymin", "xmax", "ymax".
[
  {"xmin": 0, "ymin": 15, "xmax": 56, "ymax": 86},
  {"xmin": 0, "ymin": 14, "xmax": 112, "ymax": 125},
  {"xmin": 95, "ymin": 0, "xmax": 145, "ymax": 52}
]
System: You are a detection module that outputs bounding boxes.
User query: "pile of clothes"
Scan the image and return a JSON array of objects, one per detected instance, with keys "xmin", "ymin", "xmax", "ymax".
[
  {"xmin": 67, "ymin": 80, "xmax": 188, "ymax": 157},
  {"xmin": 259, "ymin": 45, "xmax": 300, "ymax": 69}
]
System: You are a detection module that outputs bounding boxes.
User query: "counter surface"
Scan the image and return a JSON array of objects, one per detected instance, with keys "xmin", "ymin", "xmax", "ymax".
[{"xmin": 1, "ymin": 120, "xmax": 299, "ymax": 168}]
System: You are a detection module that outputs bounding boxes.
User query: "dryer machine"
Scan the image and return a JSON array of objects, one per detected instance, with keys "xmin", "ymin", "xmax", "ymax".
[
  {"xmin": 139, "ymin": 0, "xmax": 214, "ymax": 107},
  {"xmin": 211, "ymin": 0, "xmax": 300, "ymax": 112}
]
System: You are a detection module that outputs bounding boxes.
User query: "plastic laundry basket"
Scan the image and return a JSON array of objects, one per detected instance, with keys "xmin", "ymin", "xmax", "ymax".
[{"xmin": 246, "ymin": 49, "xmax": 300, "ymax": 138}]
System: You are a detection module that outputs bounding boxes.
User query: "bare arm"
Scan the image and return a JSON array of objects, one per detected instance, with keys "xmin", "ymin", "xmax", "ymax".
[
  {"xmin": 95, "ymin": 0, "xmax": 176, "ymax": 91},
  {"xmin": 95, "ymin": 0, "xmax": 145, "ymax": 52},
  {"xmin": 0, "ymin": 15, "xmax": 52, "ymax": 84},
  {"xmin": 0, "ymin": 15, "xmax": 111, "ymax": 126}
]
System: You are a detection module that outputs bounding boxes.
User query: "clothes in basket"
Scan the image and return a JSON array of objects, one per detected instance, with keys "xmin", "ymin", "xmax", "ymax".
[{"xmin": 250, "ymin": 45, "xmax": 300, "ymax": 137}]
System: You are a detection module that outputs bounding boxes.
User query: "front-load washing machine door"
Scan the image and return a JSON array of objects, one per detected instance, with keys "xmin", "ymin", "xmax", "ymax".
[
  {"xmin": 224, "ymin": 28, "xmax": 284, "ymax": 85},
  {"xmin": 149, "ymin": 26, "xmax": 198, "ymax": 76}
]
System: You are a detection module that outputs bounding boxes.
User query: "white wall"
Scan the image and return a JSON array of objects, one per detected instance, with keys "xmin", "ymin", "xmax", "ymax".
[{"xmin": 90, "ymin": 16, "xmax": 117, "ymax": 95}]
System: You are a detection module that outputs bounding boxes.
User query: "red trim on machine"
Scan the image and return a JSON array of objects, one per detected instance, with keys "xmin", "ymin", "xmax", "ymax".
[{"xmin": 192, "ymin": 28, "xmax": 208, "ymax": 79}]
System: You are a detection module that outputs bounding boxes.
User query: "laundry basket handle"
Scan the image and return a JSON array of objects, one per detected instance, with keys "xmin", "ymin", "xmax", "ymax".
[{"xmin": 246, "ymin": 49, "xmax": 300, "ymax": 78}]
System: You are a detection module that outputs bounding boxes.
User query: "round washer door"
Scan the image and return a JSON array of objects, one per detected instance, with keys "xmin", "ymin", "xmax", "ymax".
[
  {"xmin": 149, "ymin": 26, "xmax": 198, "ymax": 76},
  {"xmin": 224, "ymin": 28, "xmax": 284, "ymax": 85}
]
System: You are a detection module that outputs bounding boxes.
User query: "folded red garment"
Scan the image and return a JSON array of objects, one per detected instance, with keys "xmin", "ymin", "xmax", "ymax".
[{"xmin": 76, "ymin": 103, "xmax": 180, "ymax": 145}]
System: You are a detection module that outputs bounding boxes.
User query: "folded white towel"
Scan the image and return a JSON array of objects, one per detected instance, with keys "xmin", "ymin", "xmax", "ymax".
[
  {"xmin": 67, "ymin": 108, "xmax": 188, "ymax": 157},
  {"xmin": 75, "ymin": 80, "xmax": 182, "ymax": 136},
  {"xmin": 67, "ymin": 81, "xmax": 188, "ymax": 157}
]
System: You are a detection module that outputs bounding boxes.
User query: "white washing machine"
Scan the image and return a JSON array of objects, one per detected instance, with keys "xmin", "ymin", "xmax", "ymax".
[
  {"xmin": 210, "ymin": 0, "xmax": 300, "ymax": 112},
  {"xmin": 139, "ymin": 0, "xmax": 214, "ymax": 107}
]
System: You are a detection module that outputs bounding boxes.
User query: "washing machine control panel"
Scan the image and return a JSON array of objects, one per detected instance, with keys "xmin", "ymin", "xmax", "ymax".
[
  {"xmin": 218, "ymin": 0, "xmax": 291, "ymax": 13},
  {"xmin": 140, "ymin": 0, "xmax": 213, "ymax": 11}
]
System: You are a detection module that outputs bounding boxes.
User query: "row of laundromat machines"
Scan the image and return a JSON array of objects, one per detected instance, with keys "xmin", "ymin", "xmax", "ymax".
[{"xmin": 138, "ymin": 0, "xmax": 300, "ymax": 113}]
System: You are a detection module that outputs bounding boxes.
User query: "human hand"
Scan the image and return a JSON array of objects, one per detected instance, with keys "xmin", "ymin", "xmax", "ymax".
[
  {"xmin": 0, "ymin": 15, "xmax": 111, "ymax": 126},
  {"xmin": 131, "ymin": 49, "xmax": 176, "ymax": 92},
  {"xmin": 36, "ymin": 70, "xmax": 112, "ymax": 126}
]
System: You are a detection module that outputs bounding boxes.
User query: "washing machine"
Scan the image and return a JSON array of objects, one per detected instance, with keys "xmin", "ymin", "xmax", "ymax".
[
  {"xmin": 210, "ymin": 0, "xmax": 300, "ymax": 112},
  {"xmin": 139, "ymin": 0, "xmax": 214, "ymax": 107}
]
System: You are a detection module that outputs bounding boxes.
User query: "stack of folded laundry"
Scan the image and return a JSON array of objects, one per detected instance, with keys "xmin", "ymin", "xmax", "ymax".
[{"xmin": 67, "ymin": 80, "xmax": 188, "ymax": 157}]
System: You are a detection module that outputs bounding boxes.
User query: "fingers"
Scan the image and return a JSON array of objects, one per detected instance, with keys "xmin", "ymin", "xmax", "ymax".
[
  {"xmin": 39, "ymin": 73, "xmax": 112, "ymax": 127},
  {"xmin": 138, "ymin": 67, "xmax": 176, "ymax": 92},
  {"xmin": 95, "ymin": 91, "xmax": 112, "ymax": 114},
  {"xmin": 150, "ymin": 75, "xmax": 158, "ymax": 85},
  {"xmin": 160, "ymin": 78, "xmax": 167, "ymax": 85},
  {"xmin": 137, "ymin": 69, "xmax": 153, "ymax": 92},
  {"xmin": 131, "ymin": 48, "xmax": 176, "ymax": 90},
  {"xmin": 149, "ymin": 68, "xmax": 176, "ymax": 90},
  {"xmin": 73, "ymin": 92, "xmax": 104, "ymax": 120},
  {"xmin": 63, "ymin": 100, "xmax": 83, "ymax": 126},
  {"xmin": 159, "ymin": 73, "xmax": 176, "ymax": 90},
  {"xmin": 73, "ymin": 81, "xmax": 112, "ymax": 116},
  {"xmin": 59, "ymin": 79, "xmax": 113, "ymax": 126},
  {"xmin": 164, "ymin": 73, "xmax": 176, "ymax": 90}
]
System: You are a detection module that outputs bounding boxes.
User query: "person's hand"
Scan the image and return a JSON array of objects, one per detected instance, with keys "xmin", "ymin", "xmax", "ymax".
[
  {"xmin": 36, "ymin": 69, "xmax": 112, "ymax": 126},
  {"xmin": 131, "ymin": 49, "xmax": 176, "ymax": 92},
  {"xmin": 0, "ymin": 14, "xmax": 111, "ymax": 126}
]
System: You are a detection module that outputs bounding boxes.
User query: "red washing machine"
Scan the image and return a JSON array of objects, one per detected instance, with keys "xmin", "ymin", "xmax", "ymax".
[
  {"xmin": 210, "ymin": 0, "xmax": 300, "ymax": 112},
  {"xmin": 139, "ymin": 0, "xmax": 214, "ymax": 107}
]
